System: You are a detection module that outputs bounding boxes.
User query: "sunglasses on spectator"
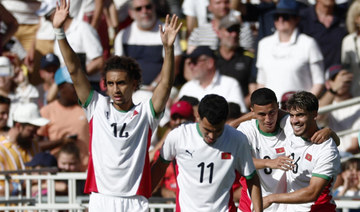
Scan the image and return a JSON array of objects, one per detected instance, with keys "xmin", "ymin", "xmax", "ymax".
[
  {"xmin": 134, "ymin": 4, "xmax": 152, "ymax": 12},
  {"xmin": 226, "ymin": 25, "xmax": 240, "ymax": 33},
  {"xmin": 273, "ymin": 13, "xmax": 294, "ymax": 21},
  {"xmin": 189, "ymin": 57, "xmax": 208, "ymax": 65}
]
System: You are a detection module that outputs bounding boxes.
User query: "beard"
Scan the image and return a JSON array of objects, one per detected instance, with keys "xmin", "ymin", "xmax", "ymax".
[{"xmin": 16, "ymin": 133, "xmax": 32, "ymax": 150}]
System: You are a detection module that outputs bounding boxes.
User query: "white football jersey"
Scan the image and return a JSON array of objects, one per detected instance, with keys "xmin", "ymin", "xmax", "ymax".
[
  {"xmin": 282, "ymin": 116, "xmax": 341, "ymax": 211},
  {"xmin": 83, "ymin": 90, "xmax": 162, "ymax": 197},
  {"xmin": 161, "ymin": 123, "xmax": 256, "ymax": 212},
  {"xmin": 237, "ymin": 119, "xmax": 287, "ymax": 212}
]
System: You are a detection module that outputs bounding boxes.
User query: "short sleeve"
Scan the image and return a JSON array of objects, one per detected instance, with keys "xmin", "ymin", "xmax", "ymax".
[
  {"xmin": 235, "ymin": 133, "xmax": 257, "ymax": 179},
  {"xmin": 160, "ymin": 128, "xmax": 179, "ymax": 162}
]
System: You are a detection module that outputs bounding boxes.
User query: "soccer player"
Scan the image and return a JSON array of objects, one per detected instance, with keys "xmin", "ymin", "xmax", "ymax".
[
  {"xmin": 52, "ymin": 0, "xmax": 182, "ymax": 211},
  {"xmin": 263, "ymin": 91, "xmax": 341, "ymax": 211},
  {"xmin": 152, "ymin": 94, "xmax": 263, "ymax": 212},
  {"xmin": 236, "ymin": 88, "xmax": 339, "ymax": 212},
  {"xmin": 237, "ymin": 88, "xmax": 293, "ymax": 212}
]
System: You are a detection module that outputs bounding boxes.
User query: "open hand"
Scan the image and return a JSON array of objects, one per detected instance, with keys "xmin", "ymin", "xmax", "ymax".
[
  {"xmin": 311, "ymin": 127, "xmax": 331, "ymax": 144},
  {"xmin": 160, "ymin": 14, "xmax": 182, "ymax": 48},
  {"xmin": 52, "ymin": 0, "xmax": 70, "ymax": 28},
  {"xmin": 266, "ymin": 155, "xmax": 294, "ymax": 171}
]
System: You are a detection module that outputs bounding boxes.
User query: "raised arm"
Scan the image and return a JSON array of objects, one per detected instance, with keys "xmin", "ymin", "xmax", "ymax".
[
  {"xmin": 52, "ymin": 0, "xmax": 92, "ymax": 104},
  {"xmin": 151, "ymin": 14, "xmax": 182, "ymax": 115}
]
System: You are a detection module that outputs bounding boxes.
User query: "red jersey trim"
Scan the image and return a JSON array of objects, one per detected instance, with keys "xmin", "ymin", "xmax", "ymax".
[
  {"xmin": 84, "ymin": 118, "xmax": 98, "ymax": 193},
  {"xmin": 136, "ymin": 127, "xmax": 152, "ymax": 198}
]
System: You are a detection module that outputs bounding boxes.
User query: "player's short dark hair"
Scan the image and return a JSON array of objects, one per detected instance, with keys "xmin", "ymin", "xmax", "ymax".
[
  {"xmin": 198, "ymin": 94, "xmax": 228, "ymax": 125},
  {"xmin": 0, "ymin": 95, "xmax": 11, "ymax": 105},
  {"xmin": 59, "ymin": 142, "xmax": 80, "ymax": 161},
  {"xmin": 286, "ymin": 91, "xmax": 318, "ymax": 112},
  {"xmin": 179, "ymin": 95, "xmax": 199, "ymax": 106},
  {"xmin": 103, "ymin": 56, "xmax": 142, "ymax": 90},
  {"xmin": 250, "ymin": 88, "xmax": 277, "ymax": 107}
]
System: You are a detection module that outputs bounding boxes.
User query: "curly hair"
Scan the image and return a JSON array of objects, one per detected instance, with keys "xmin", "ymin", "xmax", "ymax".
[
  {"xmin": 346, "ymin": 0, "xmax": 360, "ymax": 33},
  {"xmin": 103, "ymin": 56, "xmax": 142, "ymax": 91}
]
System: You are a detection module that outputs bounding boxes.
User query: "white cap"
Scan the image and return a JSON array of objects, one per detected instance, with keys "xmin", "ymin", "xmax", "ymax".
[
  {"xmin": 0, "ymin": 56, "xmax": 13, "ymax": 77},
  {"xmin": 13, "ymin": 103, "xmax": 49, "ymax": 126},
  {"xmin": 37, "ymin": 0, "xmax": 57, "ymax": 17}
]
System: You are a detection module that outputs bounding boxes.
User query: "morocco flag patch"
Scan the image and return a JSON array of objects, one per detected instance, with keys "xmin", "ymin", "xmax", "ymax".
[
  {"xmin": 221, "ymin": 152, "xmax": 231, "ymax": 160},
  {"xmin": 275, "ymin": 147, "xmax": 285, "ymax": 154},
  {"xmin": 305, "ymin": 153, "xmax": 312, "ymax": 162}
]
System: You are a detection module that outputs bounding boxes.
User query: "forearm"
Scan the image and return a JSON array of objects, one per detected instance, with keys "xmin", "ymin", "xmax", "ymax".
[
  {"xmin": 267, "ymin": 187, "xmax": 319, "ymax": 204},
  {"xmin": 228, "ymin": 111, "xmax": 254, "ymax": 128},
  {"xmin": 253, "ymin": 158, "xmax": 268, "ymax": 169},
  {"xmin": 57, "ymin": 38, "xmax": 82, "ymax": 75},
  {"xmin": 151, "ymin": 159, "xmax": 169, "ymax": 192},
  {"xmin": 319, "ymin": 90, "xmax": 335, "ymax": 107},
  {"xmin": 310, "ymin": 83, "xmax": 324, "ymax": 98},
  {"xmin": 247, "ymin": 174, "xmax": 263, "ymax": 212},
  {"xmin": 152, "ymin": 46, "xmax": 175, "ymax": 113},
  {"xmin": 91, "ymin": 0, "xmax": 104, "ymax": 28}
]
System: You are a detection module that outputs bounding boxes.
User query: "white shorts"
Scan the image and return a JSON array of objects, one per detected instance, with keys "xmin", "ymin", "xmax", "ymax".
[{"xmin": 89, "ymin": 193, "xmax": 149, "ymax": 212}]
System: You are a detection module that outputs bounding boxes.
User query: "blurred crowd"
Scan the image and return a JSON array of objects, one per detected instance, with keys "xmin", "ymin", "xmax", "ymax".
[{"xmin": 0, "ymin": 0, "xmax": 359, "ymax": 203}]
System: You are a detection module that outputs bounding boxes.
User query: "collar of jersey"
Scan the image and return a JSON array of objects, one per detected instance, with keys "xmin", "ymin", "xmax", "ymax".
[
  {"xmin": 196, "ymin": 123, "xmax": 203, "ymax": 138},
  {"xmin": 256, "ymin": 120, "xmax": 279, "ymax": 137}
]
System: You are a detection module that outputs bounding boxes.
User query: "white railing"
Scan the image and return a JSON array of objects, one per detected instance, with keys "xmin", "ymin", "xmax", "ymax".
[
  {"xmin": 0, "ymin": 171, "xmax": 359, "ymax": 211},
  {"xmin": 318, "ymin": 96, "xmax": 360, "ymax": 137}
]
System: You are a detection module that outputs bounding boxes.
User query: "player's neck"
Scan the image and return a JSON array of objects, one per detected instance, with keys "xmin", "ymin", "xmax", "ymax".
[
  {"xmin": 302, "ymin": 125, "xmax": 319, "ymax": 140},
  {"xmin": 112, "ymin": 101, "xmax": 134, "ymax": 111}
]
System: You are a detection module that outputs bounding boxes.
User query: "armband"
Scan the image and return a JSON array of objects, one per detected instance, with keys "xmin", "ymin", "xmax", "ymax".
[{"xmin": 54, "ymin": 28, "xmax": 66, "ymax": 40}]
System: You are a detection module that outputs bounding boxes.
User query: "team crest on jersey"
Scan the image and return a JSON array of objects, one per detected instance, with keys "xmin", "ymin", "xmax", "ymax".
[
  {"xmin": 105, "ymin": 111, "xmax": 109, "ymax": 119},
  {"xmin": 305, "ymin": 153, "xmax": 312, "ymax": 161},
  {"xmin": 130, "ymin": 110, "xmax": 139, "ymax": 119},
  {"xmin": 221, "ymin": 152, "xmax": 231, "ymax": 160},
  {"xmin": 275, "ymin": 147, "xmax": 285, "ymax": 154}
]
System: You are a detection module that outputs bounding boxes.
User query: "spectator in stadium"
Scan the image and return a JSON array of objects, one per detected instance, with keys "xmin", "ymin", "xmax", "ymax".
[
  {"xmin": 334, "ymin": 157, "xmax": 360, "ymax": 197},
  {"xmin": 177, "ymin": 46, "xmax": 248, "ymax": 113},
  {"xmin": 256, "ymin": 0, "xmax": 325, "ymax": 101},
  {"xmin": 263, "ymin": 91, "xmax": 341, "ymax": 211},
  {"xmin": 25, "ymin": 152, "xmax": 58, "ymax": 197},
  {"xmin": 280, "ymin": 91, "xmax": 295, "ymax": 110},
  {"xmin": 227, "ymin": 102, "xmax": 242, "ymax": 124},
  {"xmin": 0, "ymin": 95, "xmax": 10, "ymax": 141},
  {"xmin": 0, "ymin": 102, "xmax": 49, "ymax": 196},
  {"xmin": 318, "ymin": 64, "xmax": 359, "ymax": 156},
  {"xmin": 216, "ymin": 15, "xmax": 255, "ymax": 107},
  {"xmin": 341, "ymin": 0, "xmax": 360, "ymax": 97},
  {"xmin": 152, "ymin": 94, "xmax": 262, "ymax": 212},
  {"xmin": 44, "ymin": 0, "xmax": 104, "ymax": 92},
  {"xmin": 36, "ymin": 53, "xmax": 60, "ymax": 108},
  {"xmin": 52, "ymin": 0, "xmax": 181, "ymax": 210},
  {"xmin": 37, "ymin": 67, "xmax": 89, "ymax": 171},
  {"xmin": 185, "ymin": 0, "xmax": 254, "ymax": 52},
  {"xmin": 114, "ymin": 0, "xmax": 182, "ymax": 89},
  {"xmin": 299, "ymin": 0, "xmax": 347, "ymax": 70},
  {"xmin": 56, "ymin": 142, "xmax": 85, "ymax": 195},
  {"xmin": 0, "ymin": 3, "xmax": 18, "ymax": 56}
]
